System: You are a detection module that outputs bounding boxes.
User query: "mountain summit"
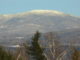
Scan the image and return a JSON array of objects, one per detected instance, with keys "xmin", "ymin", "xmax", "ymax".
[
  {"xmin": 0, "ymin": 10, "xmax": 80, "ymax": 45},
  {"xmin": 0, "ymin": 10, "xmax": 80, "ymax": 34},
  {"xmin": 29, "ymin": 10, "xmax": 64, "ymax": 15},
  {"xmin": 0, "ymin": 10, "xmax": 70, "ymax": 17}
]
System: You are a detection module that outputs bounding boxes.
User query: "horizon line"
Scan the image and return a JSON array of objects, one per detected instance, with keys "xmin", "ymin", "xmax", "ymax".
[{"xmin": 0, "ymin": 9, "xmax": 80, "ymax": 17}]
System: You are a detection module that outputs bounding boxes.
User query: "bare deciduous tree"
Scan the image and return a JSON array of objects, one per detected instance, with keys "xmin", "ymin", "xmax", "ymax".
[{"xmin": 43, "ymin": 32, "xmax": 62, "ymax": 60}]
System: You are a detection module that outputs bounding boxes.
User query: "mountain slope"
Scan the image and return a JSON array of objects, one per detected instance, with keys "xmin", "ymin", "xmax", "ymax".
[
  {"xmin": 0, "ymin": 10, "xmax": 80, "ymax": 34},
  {"xmin": 0, "ymin": 10, "xmax": 80, "ymax": 45}
]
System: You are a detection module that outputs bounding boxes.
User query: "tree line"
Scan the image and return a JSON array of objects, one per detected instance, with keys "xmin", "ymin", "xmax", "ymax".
[{"xmin": 0, "ymin": 31, "xmax": 80, "ymax": 60}]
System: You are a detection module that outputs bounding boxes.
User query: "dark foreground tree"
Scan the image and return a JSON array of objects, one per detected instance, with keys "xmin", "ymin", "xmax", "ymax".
[{"xmin": 26, "ymin": 31, "xmax": 46, "ymax": 60}]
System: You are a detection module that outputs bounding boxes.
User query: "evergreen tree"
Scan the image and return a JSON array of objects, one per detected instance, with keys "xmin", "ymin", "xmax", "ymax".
[{"xmin": 28, "ymin": 31, "xmax": 46, "ymax": 60}]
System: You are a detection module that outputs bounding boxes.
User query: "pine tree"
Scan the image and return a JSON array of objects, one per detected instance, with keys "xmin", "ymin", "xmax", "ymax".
[{"xmin": 28, "ymin": 31, "xmax": 46, "ymax": 60}]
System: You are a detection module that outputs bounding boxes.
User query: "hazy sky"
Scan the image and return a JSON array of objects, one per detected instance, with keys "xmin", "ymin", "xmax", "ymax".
[{"xmin": 0, "ymin": 0, "xmax": 80, "ymax": 16}]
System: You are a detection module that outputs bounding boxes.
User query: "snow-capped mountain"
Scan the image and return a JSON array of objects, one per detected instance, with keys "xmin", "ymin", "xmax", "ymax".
[
  {"xmin": 0, "ymin": 10, "xmax": 80, "ymax": 33},
  {"xmin": 0, "ymin": 10, "xmax": 80, "ymax": 45}
]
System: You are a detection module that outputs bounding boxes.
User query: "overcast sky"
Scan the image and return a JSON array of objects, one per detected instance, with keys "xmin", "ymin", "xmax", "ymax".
[{"xmin": 0, "ymin": 0, "xmax": 80, "ymax": 16}]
